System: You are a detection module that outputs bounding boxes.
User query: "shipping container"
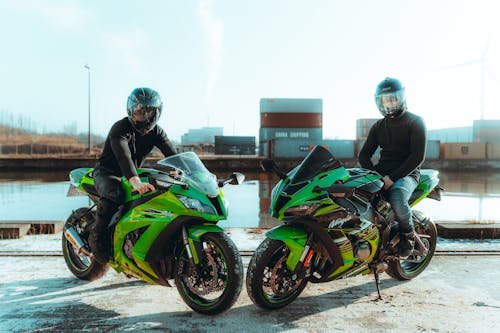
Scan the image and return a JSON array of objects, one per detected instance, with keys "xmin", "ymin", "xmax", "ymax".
[
  {"xmin": 487, "ymin": 142, "xmax": 500, "ymax": 160},
  {"xmin": 261, "ymin": 112, "xmax": 322, "ymax": 128},
  {"xmin": 260, "ymin": 98, "xmax": 322, "ymax": 113},
  {"xmin": 356, "ymin": 119, "xmax": 379, "ymax": 140},
  {"xmin": 214, "ymin": 136, "xmax": 256, "ymax": 155},
  {"xmin": 269, "ymin": 139, "xmax": 353, "ymax": 159},
  {"xmin": 442, "ymin": 142, "xmax": 486, "ymax": 160},
  {"xmin": 322, "ymin": 140, "xmax": 355, "ymax": 159},
  {"xmin": 259, "ymin": 128, "xmax": 323, "ymax": 141},
  {"xmin": 425, "ymin": 140, "xmax": 440, "ymax": 160},
  {"xmin": 270, "ymin": 139, "xmax": 320, "ymax": 158}
]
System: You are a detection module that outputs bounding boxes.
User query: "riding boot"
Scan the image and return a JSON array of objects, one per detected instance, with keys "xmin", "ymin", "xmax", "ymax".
[
  {"xmin": 398, "ymin": 231, "xmax": 415, "ymax": 258},
  {"xmin": 89, "ymin": 222, "xmax": 111, "ymax": 264},
  {"xmin": 89, "ymin": 198, "xmax": 116, "ymax": 264}
]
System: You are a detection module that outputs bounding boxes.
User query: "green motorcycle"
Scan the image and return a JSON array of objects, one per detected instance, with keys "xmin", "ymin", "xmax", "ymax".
[
  {"xmin": 246, "ymin": 145, "xmax": 442, "ymax": 309},
  {"xmin": 63, "ymin": 152, "xmax": 244, "ymax": 315}
]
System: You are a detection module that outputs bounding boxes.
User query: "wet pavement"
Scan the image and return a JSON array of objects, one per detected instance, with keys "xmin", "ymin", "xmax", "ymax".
[{"xmin": 1, "ymin": 233, "xmax": 500, "ymax": 332}]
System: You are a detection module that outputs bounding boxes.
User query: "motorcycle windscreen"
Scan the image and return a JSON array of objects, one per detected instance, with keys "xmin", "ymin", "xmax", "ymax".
[
  {"xmin": 157, "ymin": 152, "xmax": 219, "ymax": 197},
  {"xmin": 289, "ymin": 145, "xmax": 343, "ymax": 184}
]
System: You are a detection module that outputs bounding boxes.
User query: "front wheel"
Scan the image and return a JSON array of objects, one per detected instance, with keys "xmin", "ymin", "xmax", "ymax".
[
  {"xmin": 246, "ymin": 238, "xmax": 308, "ymax": 310},
  {"xmin": 174, "ymin": 232, "xmax": 243, "ymax": 315},
  {"xmin": 62, "ymin": 207, "xmax": 109, "ymax": 281},
  {"xmin": 386, "ymin": 218, "xmax": 437, "ymax": 281}
]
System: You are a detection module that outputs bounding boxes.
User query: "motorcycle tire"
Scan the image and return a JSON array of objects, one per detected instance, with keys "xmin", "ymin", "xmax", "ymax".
[
  {"xmin": 62, "ymin": 207, "xmax": 109, "ymax": 281},
  {"xmin": 174, "ymin": 232, "xmax": 243, "ymax": 315},
  {"xmin": 386, "ymin": 218, "xmax": 437, "ymax": 281},
  {"xmin": 246, "ymin": 238, "xmax": 308, "ymax": 310}
]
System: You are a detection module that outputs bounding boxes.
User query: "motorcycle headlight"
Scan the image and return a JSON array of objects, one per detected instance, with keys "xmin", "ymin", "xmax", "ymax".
[
  {"xmin": 176, "ymin": 195, "xmax": 217, "ymax": 215},
  {"xmin": 285, "ymin": 204, "xmax": 320, "ymax": 216}
]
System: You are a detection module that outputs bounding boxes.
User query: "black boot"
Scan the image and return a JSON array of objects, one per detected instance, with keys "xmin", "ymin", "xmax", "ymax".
[
  {"xmin": 398, "ymin": 232, "xmax": 415, "ymax": 258},
  {"xmin": 89, "ymin": 224, "xmax": 111, "ymax": 264}
]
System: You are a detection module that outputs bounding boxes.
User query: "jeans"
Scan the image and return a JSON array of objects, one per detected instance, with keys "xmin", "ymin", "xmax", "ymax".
[{"xmin": 388, "ymin": 175, "xmax": 418, "ymax": 233}]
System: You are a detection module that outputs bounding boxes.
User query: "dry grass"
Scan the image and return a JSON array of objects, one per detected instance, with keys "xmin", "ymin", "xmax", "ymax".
[
  {"xmin": 1, "ymin": 133, "xmax": 83, "ymax": 146},
  {"xmin": 466, "ymin": 219, "xmax": 498, "ymax": 225}
]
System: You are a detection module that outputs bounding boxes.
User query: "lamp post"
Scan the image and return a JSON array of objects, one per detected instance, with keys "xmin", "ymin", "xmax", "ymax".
[{"xmin": 84, "ymin": 64, "xmax": 91, "ymax": 155}]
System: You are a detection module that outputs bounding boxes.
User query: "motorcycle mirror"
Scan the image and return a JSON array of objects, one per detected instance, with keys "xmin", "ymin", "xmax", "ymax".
[
  {"xmin": 218, "ymin": 172, "xmax": 245, "ymax": 187},
  {"xmin": 230, "ymin": 172, "xmax": 245, "ymax": 185}
]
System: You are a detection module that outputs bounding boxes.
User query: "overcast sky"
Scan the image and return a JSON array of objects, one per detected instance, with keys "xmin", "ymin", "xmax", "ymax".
[{"xmin": 1, "ymin": 0, "xmax": 499, "ymax": 141}]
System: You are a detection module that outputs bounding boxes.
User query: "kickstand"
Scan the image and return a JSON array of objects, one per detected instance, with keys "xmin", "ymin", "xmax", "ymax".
[{"xmin": 373, "ymin": 269, "xmax": 382, "ymax": 301}]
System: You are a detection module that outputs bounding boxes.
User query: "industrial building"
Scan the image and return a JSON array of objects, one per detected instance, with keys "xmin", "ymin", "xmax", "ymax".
[
  {"xmin": 427, "ymin": 119, "xmax": 500, "ymax": 143},
  {"xmin": 180, "ymin": 127, "xmax": 223, "ymax": 145}
]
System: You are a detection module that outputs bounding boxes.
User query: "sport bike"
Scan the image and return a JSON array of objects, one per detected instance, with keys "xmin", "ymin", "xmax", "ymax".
[
  {"xmin": 63, "ymin": 152, "xmax": 244, "ymax": 315},
  {"xmin": 246, "ymin": 145, "xmax": 441, "ymax": 309}
]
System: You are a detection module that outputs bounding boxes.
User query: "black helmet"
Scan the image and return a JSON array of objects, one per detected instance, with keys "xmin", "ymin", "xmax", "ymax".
[
  {"xmin": 374, "ymin": 77, "xmax": 406, "ymax": 117},
  {"xmin": 127, "ymin": 87, "xmax": 163, "ymax": 135}
]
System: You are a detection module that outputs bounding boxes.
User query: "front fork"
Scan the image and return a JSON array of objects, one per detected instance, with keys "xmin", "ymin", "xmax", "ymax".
[
  {"xmin": 293, "ymin": 233, "xmax": 316, "ymax": 276},
  {"xmin": 181, "ymin": 225, "xmax": 196, "ymax": 262},
  {"xmin": 181, "ymin": 224, "xmax": 225, "ymax": 266}
]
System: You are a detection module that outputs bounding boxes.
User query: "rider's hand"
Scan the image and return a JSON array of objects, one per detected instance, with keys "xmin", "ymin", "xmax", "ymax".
[
  {"xmin": 129, "ymin": 176, "xmax": 155, "ymax": 195},
  {"xmin": 382, "ymin": 175, "xmax": 394, "ymax": 190}
]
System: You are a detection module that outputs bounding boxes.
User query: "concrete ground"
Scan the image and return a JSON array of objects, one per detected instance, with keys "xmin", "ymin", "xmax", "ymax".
[{"xmin": 1, "ymin": 251, "xmax": 499, "ymax": 332}]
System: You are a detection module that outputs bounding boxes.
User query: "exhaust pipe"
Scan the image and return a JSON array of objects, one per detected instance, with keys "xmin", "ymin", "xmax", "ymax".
[{"xmin": 64, "ymin": 227, "xmax": 92, "ymax": 257}]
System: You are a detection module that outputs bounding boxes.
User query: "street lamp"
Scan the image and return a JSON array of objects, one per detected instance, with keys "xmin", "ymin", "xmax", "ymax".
[{"xmin": 84, "ymin": 64, "xmax": 91, "ymax": 155}]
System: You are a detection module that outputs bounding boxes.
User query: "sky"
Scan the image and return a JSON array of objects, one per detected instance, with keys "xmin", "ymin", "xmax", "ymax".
[{"xmin": 1, "ymin": 0, "xmax": 500, "ymax": 142}]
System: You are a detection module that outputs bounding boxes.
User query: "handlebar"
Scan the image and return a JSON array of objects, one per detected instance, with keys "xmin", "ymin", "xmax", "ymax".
[{"xmin": 131, "ymin": 188, "xmax": 154, "ymax": 197}]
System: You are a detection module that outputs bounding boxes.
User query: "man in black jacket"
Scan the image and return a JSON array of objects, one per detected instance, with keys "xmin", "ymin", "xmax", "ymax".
[
  {"xmin": 89, "ymin": 87, "xmax": 177, "ymax": 263},
  {"xmin": 358, "ymin": 78, "xmax": 426, "ymax": 258}
]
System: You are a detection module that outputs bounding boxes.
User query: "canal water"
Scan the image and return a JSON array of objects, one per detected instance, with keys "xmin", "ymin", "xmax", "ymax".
[{"xmin": 0, "ymin": 169, "xmax": 499, "ymax": 228}]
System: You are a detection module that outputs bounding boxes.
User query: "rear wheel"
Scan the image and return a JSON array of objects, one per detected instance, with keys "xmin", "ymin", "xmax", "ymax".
[
  {"xmin": 386, "ymin": 216, "xmax": 437, "ymax": 281},
  {"xmin": 62, "ymin": 207, "xmax": 109, "ymax": 281},
  {"xmin": 246, "ymin": 238, "xmax": 308, "ymax": 310},
  {"xmin": 174, "ymin": 232, "xmax": 243, "ymax": 315}
]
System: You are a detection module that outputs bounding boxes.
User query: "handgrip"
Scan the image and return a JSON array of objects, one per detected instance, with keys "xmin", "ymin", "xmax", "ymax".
[{"xmin": 131, "ymin": 188, "xmax": 153, "ymax": 197}]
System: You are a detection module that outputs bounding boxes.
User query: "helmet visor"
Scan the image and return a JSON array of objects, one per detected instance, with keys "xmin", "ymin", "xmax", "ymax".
[
  {"xmin": 132, "ymin": 106, "xmax": 158, "ymax": 122},
  {"xmin": 380, "ymin": 94, "xmax": 401, "ymax": 109},
  {"xmin": 375, "ymin": 90, "xmax": 405, "ymax": 116},
  {"xmin": 131, "ymin": 106, "xmax": 160, "ymax": 134}
]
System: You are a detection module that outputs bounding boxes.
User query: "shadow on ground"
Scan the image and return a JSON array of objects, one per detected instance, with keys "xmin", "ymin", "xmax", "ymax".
[{"xmin": 1, "ymin": 274, "xmax": 405, "ymax": 332}]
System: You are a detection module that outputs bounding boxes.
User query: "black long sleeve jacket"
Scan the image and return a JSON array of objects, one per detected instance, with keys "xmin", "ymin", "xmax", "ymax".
[
  {"xmin": 96, "ymin": 117, "xmax": 177, "ymax": 179},
  {"xmin": 358, "ymin": 111, "xmax": 427, "ymax": 182}
]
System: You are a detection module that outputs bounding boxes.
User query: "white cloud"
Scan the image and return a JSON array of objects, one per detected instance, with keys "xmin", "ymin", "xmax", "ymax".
[{"xmin": 198, "ymin": 0, "xmax": 224, "ymax": 109}]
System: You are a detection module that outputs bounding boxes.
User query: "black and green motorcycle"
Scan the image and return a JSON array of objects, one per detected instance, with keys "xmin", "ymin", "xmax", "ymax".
[
  {"xmin": 63, "ymin": 152, "xmax": 244, "ymax": 315},
  {"xmin": 246, "ymin": 145, "xmax": 442, "ymax": 309}
]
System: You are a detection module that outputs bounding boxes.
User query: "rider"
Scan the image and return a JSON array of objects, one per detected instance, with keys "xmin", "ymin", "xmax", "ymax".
[
  {"xmin": 89, "ymin": 87, "xmax": 177, "ymax": 264},
  {"xmin": 358, "ymin": 77, "xmax": 427, "ymax": 258}
]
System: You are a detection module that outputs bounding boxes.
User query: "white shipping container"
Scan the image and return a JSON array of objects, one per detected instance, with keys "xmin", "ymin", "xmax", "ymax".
[{"xmin": 443, "ymin": 143, "xmax": 486, "ymax": 160}]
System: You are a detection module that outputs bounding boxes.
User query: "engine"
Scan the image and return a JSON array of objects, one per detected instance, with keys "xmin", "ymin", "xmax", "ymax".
[
  {"xmin": 123, "ymin": 227, "xmax": 147, "ymax": 260},
  {"xmin": 354, "ymin": 240, "xmax": 371, "ymax": 262}
]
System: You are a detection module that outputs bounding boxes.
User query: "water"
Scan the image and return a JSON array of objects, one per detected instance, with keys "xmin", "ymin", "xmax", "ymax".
[{"xmin": 1, "ymin": 170, "xmax": 499, "ymax": 227}]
